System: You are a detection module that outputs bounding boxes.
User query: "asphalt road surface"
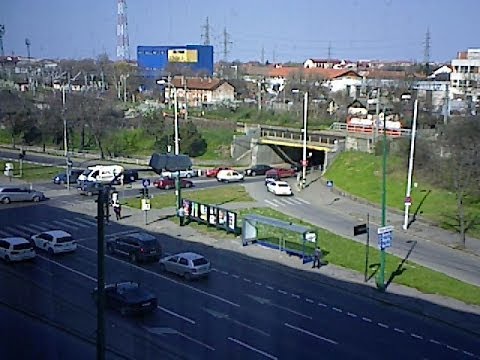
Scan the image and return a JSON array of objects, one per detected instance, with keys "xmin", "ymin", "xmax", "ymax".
[{"xmin": 0, "ymin": 203, "xmax": 479, "ymax": 359}]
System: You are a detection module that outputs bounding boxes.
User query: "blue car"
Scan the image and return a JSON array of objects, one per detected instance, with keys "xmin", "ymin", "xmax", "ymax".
[{"xmin": 53, "ymin": 170, "xmax": 84, "ymax": 185}]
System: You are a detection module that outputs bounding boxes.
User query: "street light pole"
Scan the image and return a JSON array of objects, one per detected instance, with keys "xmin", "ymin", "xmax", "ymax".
[
  {"xmin": 302, "ymin": 91, "xmax": 309, "ymax": 188},
  {"xmin": 62, "ymin": 86, "xmax": 70, "ymax": 191},
  {"xmin": 403, "ymin": 100, "xmax": 418, "ymax": 230}
]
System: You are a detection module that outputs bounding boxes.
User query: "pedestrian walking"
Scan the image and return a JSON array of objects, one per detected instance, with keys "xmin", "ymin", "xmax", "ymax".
[
  {"xmin": 113, "ymin": 203, "xmax": 122, "ymax": 220},
  {"xmin": 312, "ymin": 247, "xmax": 322, "ymax": 269}
]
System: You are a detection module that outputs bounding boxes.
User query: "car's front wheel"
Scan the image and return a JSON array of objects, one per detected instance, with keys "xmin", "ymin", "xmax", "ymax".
[
  {"xmin": 251, "ymin": 171, "xmax": 256, "ymax": 176},
  {"xmin": 48, "ymin": 247, "xmax": 54, "ymax": 255},
  {"xmin": 159, "ymin": 263, "xmax": 166, "ymax": 272},
  {"xmin": 184, "ymin": 272, "xmax": 192, "ymax": 281},
  {"xmin": 2, "ymin": 197, "xmax": 11, "ymax": 204},
  {"xmin": 32, "ymin": 196, "xmax": 40, "ymax": 202}
]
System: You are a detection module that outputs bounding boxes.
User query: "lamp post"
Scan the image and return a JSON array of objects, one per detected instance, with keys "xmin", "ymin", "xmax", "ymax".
[
  {"xmin": 62, "ymin": 86, "xmax": 70, "ymax": 191},
  {"xmin": 302, "ymin": 91, "xmax": 309, "ymax": 189}
]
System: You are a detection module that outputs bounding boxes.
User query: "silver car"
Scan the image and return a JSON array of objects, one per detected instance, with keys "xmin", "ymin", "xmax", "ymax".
[
  {"xmin": 159, "ymin": 252, "xmax": 211, "ymax": 280},
  {"xmin": 0, "ymin": 186, "xmax": 45, "ymax": 204}
]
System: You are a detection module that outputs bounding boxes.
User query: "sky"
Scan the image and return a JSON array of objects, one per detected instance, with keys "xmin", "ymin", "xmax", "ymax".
[{"xmin": 1, "ymin": 0, "xmax": 479, "ymax": 63}]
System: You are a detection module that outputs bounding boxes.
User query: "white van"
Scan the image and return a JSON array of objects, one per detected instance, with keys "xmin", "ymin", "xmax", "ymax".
[
  {"xmin": 216, "ymin": 169, "xmax": 244, "ymax": 183},
  {"xmin": 78, "ymin": 165, "xmax": 124, "ymax": 184}
]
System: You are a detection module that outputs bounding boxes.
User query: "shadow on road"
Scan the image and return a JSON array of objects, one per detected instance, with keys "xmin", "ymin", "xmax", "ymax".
[{"xmin": 407, "ymin": 189, "xmax": 431, "ymax": 228}]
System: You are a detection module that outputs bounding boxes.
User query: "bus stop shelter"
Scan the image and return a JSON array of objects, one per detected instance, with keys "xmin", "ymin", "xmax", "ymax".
[{"xmin": 242, "ymin": 214, "xmax": 318, "ymax": 264}]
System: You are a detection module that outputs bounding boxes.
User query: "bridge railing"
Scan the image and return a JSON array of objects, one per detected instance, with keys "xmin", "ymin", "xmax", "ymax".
[
  {"xmin": 330, "ymin": 122, "xmax": 412, "ymax": 137},
  {"xmin": 260, "ymin": 128, "xmax": 338, "ymax": 146}
]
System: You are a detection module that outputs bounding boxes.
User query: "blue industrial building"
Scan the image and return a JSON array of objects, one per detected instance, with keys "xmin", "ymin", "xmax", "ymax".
[{"xmin": 137, "ymin": 45, "xmax": 214, "ymax": 77}]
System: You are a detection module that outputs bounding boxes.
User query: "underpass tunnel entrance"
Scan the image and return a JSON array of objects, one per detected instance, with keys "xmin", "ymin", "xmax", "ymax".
[{"xmin": 274, "ymin": 145, "xmax": 326, "ymax": 169}]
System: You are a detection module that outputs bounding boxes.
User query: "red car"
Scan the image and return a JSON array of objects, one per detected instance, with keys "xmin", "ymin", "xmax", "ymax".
[
  {"xmin": 206, "ymin": 167, "xmax": 232, "ymax": 178},
  {"xmin": 265, "ymin": 167, "xmax": 297, "ymax": 179},
  {"xmin": 153, "ymin": 177, "xmax": 193, "ymax": 190}
]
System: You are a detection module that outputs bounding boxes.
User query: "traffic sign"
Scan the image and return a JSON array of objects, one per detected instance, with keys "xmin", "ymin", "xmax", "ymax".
[
  {"xmin": 377, "ymin": 225, "xmax": 393, "ymax": 250},
  {"xmin": 404, "ymin": 196, "xmax": 412, "ymax": 206},
  {"xmin": 141, "ymin": 199, "xmax": 151, "ymax": 211},
  {"xmin": 300, "ymin": 159, "xmax": 308, "ymax": 166},
  {"xmin": 142, "ymin": 179, "xmax": 151, "ymax": 188},
  {"xmin": 354, "ymin": 224, "xmax": 368, "ymax": 236}
]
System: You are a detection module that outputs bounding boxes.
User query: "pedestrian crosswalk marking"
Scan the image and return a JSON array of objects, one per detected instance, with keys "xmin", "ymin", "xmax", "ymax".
[
  {"xmin": 0, "ymin": 229, "xmax": 12, "ymax": 237},
  {"xmin": 15, "ymin": 224, "xmax": 36, "ymax": 234},
  {"xmin": 281, "ymin": 198, "xmax": 297, "ymax": 205},
  {"xmin": 264, "ymin": 199, "xmax": 280, "ymax": 208},
  {"xmin": 29, "ymin": 224, "xmax": 49, "ymax": 232},
  {"xmin": 74, "ymin": 217, "xmax": 97, "ymax": 226},
  {"xmin": 52, "ymin": 220, "xmax": 79, "ymax": 230},
  {"xmin": 62, "ymin": 218, "xmax": 90, "ymax": 228},
  {"xmin": 5, "ymin": 226, "xmax": 29, "ymax": 238},
  {"xmin": 295, "ymin": 197, "xmax": 310, "ymax": 205}
]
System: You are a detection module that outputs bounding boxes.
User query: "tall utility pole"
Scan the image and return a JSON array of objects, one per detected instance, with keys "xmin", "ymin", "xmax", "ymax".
[
  {"xmin": 201, "ymin": 17, "xmax": 211, "ymax": 46},
  {"xmin": 257, "ymin": 80, "xmax": 262, "ymax": 112},
  {"xmin": 261, "ymin": 45, "xmax": 265, "ymax": 64},
  {"xmin": 0, "ymin": 24, "xmax": 5, "ymax": 57},
  {"xmin": 423, "ymin": 27, "xmax": 431, "ymax": 77},
  {"xmin": 25, "ymin": 38, "xmax": 31, "ymax": 59},
  {"xmin": 403, "ymin": 100, "xmax": 418, "ymax": 230},
  {"xmin": 222, "ymin": 27, "xmax": 232, "ymax": 61},
  {"xmin": 116, "ymin": 0, "xmax": 130, "ymax": 61},
  {"xmin": 301, "ymin": 92, "xmax": 309, "ymax": 189},
  {"xmin": 327, "ymin": 41, "xmax": 332, "ymax": 60},
  {"xmin": 62, "ymin": 87, "xmax": 70, "ymax": 191}
]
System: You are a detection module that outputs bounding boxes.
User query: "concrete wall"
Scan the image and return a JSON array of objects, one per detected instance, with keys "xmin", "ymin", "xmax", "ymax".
[
  {"xmin": 345, "ymin": 136, "xmax": 373, "ymax": 153},
  {"xmin": 231, "ymin": 128, "xmax": 284, "ymax": 166}
]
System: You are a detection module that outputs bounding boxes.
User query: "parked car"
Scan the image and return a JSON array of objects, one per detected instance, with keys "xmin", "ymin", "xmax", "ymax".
[
  {"xmin": 153, "ymin": 177, "xmax": 193, "ymax": 190},
  {"xmin": 78, "ymin": 181, "xmax": 115, "ymax": 196},
  {"xmin": 106, "ymin": 232, "xmax": 162, "ymax": 263},
  {"xmin": 265, "ymin": 167, "xmax": 297, "ymax": 180},
  {"xmin": 244, "ymin": 164, "xmax": 272, "ymax": 176},
  {"xmin": 159, "ymin": 252, "xmax": 211, "ymax": 280},
  {"xmin": 0, "ymin": 237, "xmax": 36, "ymax": 263},
  {"xmin": 206, "ymin": 167, "xmax": 232, "ymax": 178},
  {"xmin": 0, "ymin": 186, "xmax": 46, "ymax": 204},
  {"xmin": 216, "ymin": 169, "xmax": 244, "ymax": 183},
  {"xmin": 30, "ymin": 230, "xmax": 76, "ymax": 255},
  {"xmin": 92, "ymin": 281, "xmax": 157, "ymax": 316},
  {"xmin": 53, "ymin": 169, "xmax": 84, "ymax": 185},
  {"xmin": 267, "ymin": 180, "xmax": 293, "ymax": 196},
  {"xmin": 161, "ymin": 169, "xmax": 197, "ymax": 179}
]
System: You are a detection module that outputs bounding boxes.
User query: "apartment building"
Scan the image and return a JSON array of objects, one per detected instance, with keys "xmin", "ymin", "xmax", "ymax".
[{"xmin": 451, "ymin": 48, "xmax": 480, "ymax": 101}]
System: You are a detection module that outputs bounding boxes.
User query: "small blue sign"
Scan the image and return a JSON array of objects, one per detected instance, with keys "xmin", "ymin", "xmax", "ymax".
[
  {"xmin": 142, "ymin": 179, "xmax": 151, "ymax": 188},
  {"xmin": 326, "ymin": 180, "xmax": 334, "ymax": 188},
  {"xmin": 378, "ymin": 230, "xmax": 393, "ymax": 250}
]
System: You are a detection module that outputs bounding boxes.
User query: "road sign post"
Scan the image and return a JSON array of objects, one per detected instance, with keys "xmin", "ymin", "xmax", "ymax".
[{"xmin": 354, "ymin": 217, "xmax": 370, "ymax": 282}]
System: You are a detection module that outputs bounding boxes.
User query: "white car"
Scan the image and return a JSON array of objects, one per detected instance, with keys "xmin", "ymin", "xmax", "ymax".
[
  {"xmin": 159, "ymin": 252, "xmax": 211, "ymax": 280},
  {"xmin": 31, "ymin": 230, "xmax": 77, "ymax": 254},
  {"xmin": 216, "ymin": 169, "xmax": 244, "ymax": 183},
  {"xmin": 0, "ymin": 237, "xmax": 36, "ymax": 262},
  {"xmin": 267, "ymin": 180, "xmax": 293, "ymax": 196},
  {"xmin": 161, "ymin": 169, "xmax": 197, "ymax": 179}
]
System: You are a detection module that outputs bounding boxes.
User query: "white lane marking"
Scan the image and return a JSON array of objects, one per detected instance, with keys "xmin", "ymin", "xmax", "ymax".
[
  {"xmin": 211, "ymin": 268, "xmax": 219, "ymax": 272},
  {"xmin": 429, "ymin": 339, "xmax": 441, "ymax": 345},
  {"xmin": 280, "ymin": 198, "xmax": 297, "ymax": 205},
  {"xmin": 318, "ymin": 302, "xmax": 327, "ymax": 307},
  {"xmin": 28, "ymin": 223, "xmax": 49, "ymax": 232},
  {"xmin": 14, "ymin": 224, "xmax": 36, "ymax": 234},
  {"xmin": 362, "ymin": 317, "xmax": 372, "ymax": 322},
  {"xmin": 63, "ymin": 218, "xmax": 90, "ymax": 228},
  {"xmin": 347, "ymin": 312, "xmax": 357, "ymax": 318},
  {"xmin": 232, "ymin": 274, "xmax": 240, "ymax": 279},
  {"xmin": 74, "ymin": 217, "xmax": 97, "ymax": 226},
  {"xmin": 0, "ymin": 229, "xmax": 11, "ymax": 237},
  {"xmin": 77, "ymin": 244, "xmax": 240, "ymax": 308},
  {"xmin": 446, "ymin": 345, "xmax": 458, "ymax": 351},
  {"xmin": 227, "ymin": 337, "xmax": 277, "ymax": 360},
  {"xmin": 264, "ymin": 199, "xmax": 280, "ymax": 208},
  {"xmin": 332, "ymin": 307, "xmax": 342, "ymax": 313},
  {"xmin": 255, "ymin": 282, "xmax": 262, "ymax": 286},
  {"xmin": 410, "ymin": 333, "xmax": 423, "ymax": 340},
  {"xmin": 394, "ymin": 328, "xmax": 405, "ymax": 334},
  {"xmin": 305, "ymin": 298, "xmax": 314, "ymax": 303},
  {"xmin": 266, "ymin": 286, "xmax": 274, "ymax": 290},
  {"xmin": 74, "ymin": 230, "xmax": 139, "ymax": 243},
  {"xmin": 5, "ymin": 226, "xmax": 29, "ymax": 237},
  {"xmin": 220, "ymin": 270, "xmax": 229, "ymax": 275},
  {"xmin": 277, "ymin": 289, "xmax": 287, "ymax": 295},
  {"xmin": 462, "ymin": 350, "xmax": 474, "ymax": 357},
  {"xmin": 232, "ymin": 319, "xmax": 271, "ymax": 337},
  {"xmin": 295, "ymin": 197, "xmax": 310, "ymax": 205},
  {"xmin": 291, "ymin": 293, "xmax": 300, "ymax": 299},
  {"xmin": 377, "ymin": 323, "xmax": 388, "ymax": 329},
  {"xmin": 284, "ymin": 323, "xmax": 338, "ymax": 345},
  {"xmin": 243, "ymin": 278, "xmax": 252, "ymax": 283},
  {"xmin": 52, "ymin": 220, "xmax": 79, "ymax": 230},
  {"xmin": 157, "ymin": 305, "xmax": 195, "ymax": 324},
  {"xmin": 37, "ymin": 254, "xmax": 96, "ymax": 282},
  {"xmin": 177, "ymin": 331, "xmax": 215, "ymax": 351}
]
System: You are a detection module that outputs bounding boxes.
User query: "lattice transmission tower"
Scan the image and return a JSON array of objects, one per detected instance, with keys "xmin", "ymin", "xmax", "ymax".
[{"xmin": 116, "ymin": 0, "xmax": 130, "ymax": 61}]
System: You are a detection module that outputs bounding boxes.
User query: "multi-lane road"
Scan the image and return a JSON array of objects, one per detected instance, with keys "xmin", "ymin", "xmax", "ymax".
[{"xmin": 1, "ymin": 199, "xmax": 480, "ymax": 359}]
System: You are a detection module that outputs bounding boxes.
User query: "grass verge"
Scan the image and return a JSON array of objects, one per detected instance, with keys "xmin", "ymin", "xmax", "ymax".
[
  {"xmin": 123, "ymin": 185, "xmax": 254, "ymax": 210},
  {"xmin": 0, "ymin": 160, "xmax": 62, "ymax": 183}
]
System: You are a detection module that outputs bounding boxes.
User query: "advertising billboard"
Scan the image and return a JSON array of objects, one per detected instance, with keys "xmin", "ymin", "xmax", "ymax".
[
  {"xmin": 168, "ymin": 49, "xmax": 198, "ymax": 63},
  {"xmin": 182, "ymin": 199, "xmax": 239, "ymax": 234}
]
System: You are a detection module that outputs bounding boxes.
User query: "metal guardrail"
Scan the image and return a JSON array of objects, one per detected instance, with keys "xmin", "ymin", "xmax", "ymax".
[
  {"xmin": 329, "ymin": 122, "xmax": 412, "ymax": 137},
  {"xmin": 259, "ymin": 127, "xmax": 341, "ymax": 146}
]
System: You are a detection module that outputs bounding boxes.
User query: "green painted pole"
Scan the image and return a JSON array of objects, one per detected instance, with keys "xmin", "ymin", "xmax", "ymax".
[
  {"xmin": 176, "ymin": 171, "xmax": 182, "ymax": 210},
  {"xmin": 376, "ymin": 111, "xmax": 388, "ymax": 291}
]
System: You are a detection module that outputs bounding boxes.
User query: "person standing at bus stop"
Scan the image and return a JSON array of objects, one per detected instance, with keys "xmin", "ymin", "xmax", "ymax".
[{"xmin": 312, "ymin": 247, "xmax": 321, "ymax": 269}]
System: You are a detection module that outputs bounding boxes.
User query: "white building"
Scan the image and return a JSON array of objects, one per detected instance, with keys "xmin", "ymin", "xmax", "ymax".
[{"xmin": 451, "ymin": 48, "xmax": 480, "ymax": 101}]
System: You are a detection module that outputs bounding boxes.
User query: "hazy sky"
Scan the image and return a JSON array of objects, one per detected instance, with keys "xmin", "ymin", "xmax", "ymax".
[{"xmin": 1, "ymin": 0, "xmax": 478, "ymax": 63}]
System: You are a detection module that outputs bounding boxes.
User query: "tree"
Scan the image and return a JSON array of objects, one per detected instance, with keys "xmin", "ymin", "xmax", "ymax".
[
  {"xmin": 436, "ymin": 118, "xmax": 480, "ymax": 247},
  {"xmin": 0, "ymin": 90, "xmax": 34, "ymax": 147},
  {"xmin": 179, "ymin": 121, "xmax": 207, "ymax": 157}
]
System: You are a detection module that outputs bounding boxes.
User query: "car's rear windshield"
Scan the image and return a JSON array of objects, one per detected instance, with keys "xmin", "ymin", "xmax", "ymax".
[
  {"xmin": 278, "ymin": 183, "xmax": 289, "ymax": 188},
  {"xmin": 13, "ymin": 243, "xmax": 32, "ymax": 250},
  {"xmin": 57, "ymin": 236, "xmax": 73, "ymax": 243},
  {"xmin": 192, "ymin": 258, "xmax": 208, "ymax": 266},
  {"xmin": 140, "ymin": 239, "xmax": 158, "ymax": 247}
]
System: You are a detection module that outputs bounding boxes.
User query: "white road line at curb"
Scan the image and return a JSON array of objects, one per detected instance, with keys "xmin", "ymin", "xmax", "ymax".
[
  {"xmin": 157, "ymin": 305, "xmax": 196, "ymax": 324},
  {"xmin": 227, "ymin": 337, "xmax": 277, "ymax": 359}
]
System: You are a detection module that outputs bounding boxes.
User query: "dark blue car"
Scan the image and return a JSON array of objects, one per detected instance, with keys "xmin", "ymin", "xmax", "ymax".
[{"xmin": 53, "ymin": 169, "xmax": 84, "ymax": 185}]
